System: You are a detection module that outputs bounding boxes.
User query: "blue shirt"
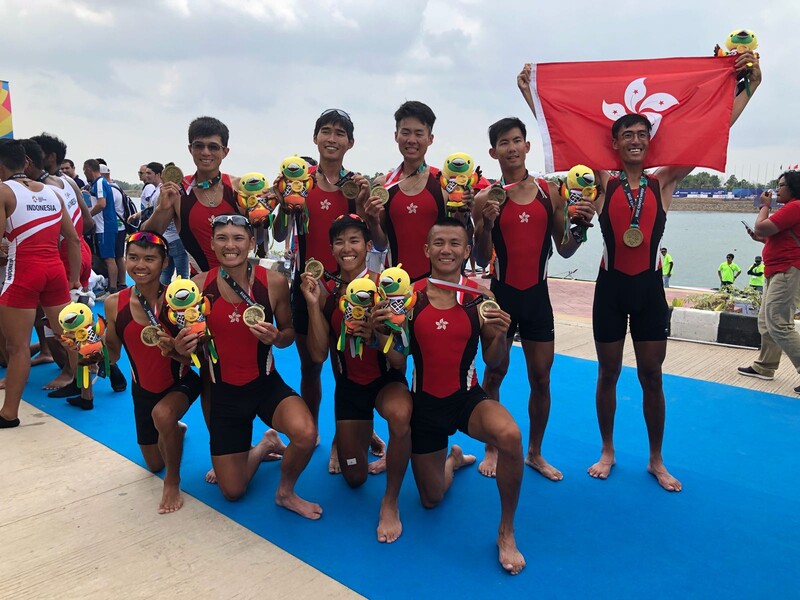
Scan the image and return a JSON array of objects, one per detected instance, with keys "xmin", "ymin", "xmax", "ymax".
[{"xmin": 90, "ymin": 177, "xmax": 119, "ymax": 235}]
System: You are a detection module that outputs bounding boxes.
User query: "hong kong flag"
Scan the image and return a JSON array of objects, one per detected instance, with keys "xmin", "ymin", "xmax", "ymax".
[{"xmin": 531, "ymin": 56, "xmax": 737, "ymax": 173}]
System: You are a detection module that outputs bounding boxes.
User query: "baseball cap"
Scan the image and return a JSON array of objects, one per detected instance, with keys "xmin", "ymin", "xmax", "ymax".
[{"xmin": 99, "ymin": 164, "xmax": 110, "ymax": 174}]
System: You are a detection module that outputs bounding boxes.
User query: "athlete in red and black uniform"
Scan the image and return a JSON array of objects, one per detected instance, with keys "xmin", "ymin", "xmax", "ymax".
[
  {"xmin": 143, "ymin": 116, "xmax": 245, "ymax": 273},
  {"xmin": 177, "ymin": 214, "xmax": 321, "ymax": 519},
  {"xmin": 516, "ymin": 52, "xmax": 761, "ymax": 492},
  {"xmin": 104, "ymin": 231, "xmax": 201, "ymax": 514},
  {"xmin": 380, "ymin": 217, "xmax": 525, "ymax": 575},
  {"xmin": 367, "ymin": 101, "xmax": 476, "ymax": 283},
  {"xmin": 300, "ymin": 214, "xmax": 411, "ymax": 544},
  {"xmin": 272, "ymin": 109, "xmax": 371, "ymax": 437},
  {"xmin": 472, "ymin": 118, "xmax": 594, "ymax": 482}
]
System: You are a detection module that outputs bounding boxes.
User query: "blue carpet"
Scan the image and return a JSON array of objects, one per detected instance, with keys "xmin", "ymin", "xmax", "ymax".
[{"xmin": 17, "ymin": 330, "xmax": 800, "ymax": 599}]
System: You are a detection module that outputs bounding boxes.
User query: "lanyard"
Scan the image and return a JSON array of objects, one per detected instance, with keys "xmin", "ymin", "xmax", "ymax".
[
  {"xmin": 134, "ymin": 285, "xmax": 165, "ymax": 327},
  {"xmin": 500, "ymin": 170, "xmax": 529, "ymax": 190},
  {"xmin": 427, "ymin": 277, "xmax": 487, "ymax": 307},
  {"xmin": 328, "ymin": 266, "xmax": 369, "ymax": 289},
  {"xmin": 195, "ymin": 173, "xmax": 221, "ymax": 190},
  {"xmin": 620, "ymin": 173, "xmax": 648, "ymax": 229},
  {"xmin": 5, "ymin": 173, "xmax": 27, "ymax": 181},
  {"xmin": 382, "ymin": 161, "xmax": 427, "ymax": 190},
  {"xmin": 219, "ymin": 264, "xmax": 258, "ymax": 307}
]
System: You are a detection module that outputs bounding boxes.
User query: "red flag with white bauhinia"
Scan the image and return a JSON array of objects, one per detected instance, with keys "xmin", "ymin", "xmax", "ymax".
[{"xmin": 530, "ymin": 56, "xmax": 738, "ymax": 173}]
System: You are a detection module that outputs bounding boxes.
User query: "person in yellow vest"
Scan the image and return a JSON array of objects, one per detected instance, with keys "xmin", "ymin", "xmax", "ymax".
[
  {"xmin": 747, "ymin": 255, "xmax": 765, "ymax": 292},
  {"xmin": 718, "ymin": 253, "xmax": 741, "ymax": 291},
  {"xmin": 660, "ymin": 247, "xmax": 674, "ymax": 288}
]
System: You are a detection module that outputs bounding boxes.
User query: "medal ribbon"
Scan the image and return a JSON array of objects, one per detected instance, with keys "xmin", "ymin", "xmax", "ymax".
[
  {"xmin": 195, "ymin": 173, "xmax": 222, "ymax": 190},
  {"xmin": 499, "ymin": 170, "xmax": 530, "ymax": 191},
  {"xmin": 325, "ymin": 266, "xmax": 369, "ymax": 288},
  {"xmin": 382, "ymin": 162, "xmax": 427, "ymax": 190},
  {"xmin": 427, "ymin": 277, "xmax": 487, "ymax": 307},
  {"xmin": 620, "ymin": 173, "xmax": 648, "ymax": 230},
  {"xmin": 5, "ymin": 173, "xmax": 27, "ymax": 181},
  {"xmin": 134, "ymin": 285, "xmax": 165, "ymax": 327},
  {"xmin": 220, "ymin": 264, "xmax": 260, "ymax": 308}
]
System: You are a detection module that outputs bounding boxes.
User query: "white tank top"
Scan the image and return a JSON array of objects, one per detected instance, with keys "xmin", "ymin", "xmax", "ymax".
[{"xmin": 4, "ymin": 179, "xmax": 63, "ymax": 262}]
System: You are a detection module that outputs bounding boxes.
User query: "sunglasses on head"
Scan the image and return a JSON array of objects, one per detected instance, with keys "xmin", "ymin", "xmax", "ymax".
[
  {"xmin": 320, "ymin": 108, "xmax": 352, "ymax": 122},
  {"xmin": 126, "ymin": 230, "xmax": 169, "ymax": 250},
  {"xmin": 334, "ymin": 213, "xmax": 365, "ymax": 223},
  {"xmin": 211, "ymin": 214, "xmax": 253, "ymax": 230}
]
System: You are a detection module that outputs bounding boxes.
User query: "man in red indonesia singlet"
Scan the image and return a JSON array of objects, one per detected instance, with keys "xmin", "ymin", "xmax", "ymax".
[
  {"xmin": 366, "ymin": 101, "xmax": 475, "ymax": 283},
  {"xmin": 378, "ymin": 217, "xmax": 526, "ymax": 575},
  {"xmin": 272, "ymin": 109, "xmax": 382, "ymax": 460},
  {"xmin": 0, "ymin": 139, "xmax": 82, "ymax": 429},
  {"xmin": 103, "ymin": 231, "xmax": 201, "ymax": 514},
  {"xmin": 520, "ymin": 52, "xmax": 761, "ymax": 492},
  {"xmin": 472, "ymin": 117, "xmax": 595, "ymax": 482},
  {"xmin": 176, "ymin": 215, "xmax": 321, "ymax": 519}
]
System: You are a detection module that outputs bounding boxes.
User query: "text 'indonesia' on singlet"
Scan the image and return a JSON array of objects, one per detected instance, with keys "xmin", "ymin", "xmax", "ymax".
[
  {"xmin": 180, "ymin": 173, "xmax": 239, "ymax": 272},
  {"xmin": 492, "ymin": 177, "xmax": 553, "ymax": 290},
  {"xmin": 3, "ymin": 179, "xmax": 63, "ymax": 262},
  {"xmin": 599, "ymin": 174, "xmax": 666, "ymax": 276}
]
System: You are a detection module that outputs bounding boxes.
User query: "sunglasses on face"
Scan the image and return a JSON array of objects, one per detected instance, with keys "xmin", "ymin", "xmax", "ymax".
[{"xmin": 190, "ymin": 142, "xmax": 225, "ymax": 153}]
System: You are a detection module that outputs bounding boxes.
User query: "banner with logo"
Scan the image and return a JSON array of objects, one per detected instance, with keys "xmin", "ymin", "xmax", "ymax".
[
  {"xmin": 0, "ymin": 81, "xmax": 12, "ymax": 139},
  {"xmin": 531, "ymin": 56, "xmax": 737, "ymax": 173}
]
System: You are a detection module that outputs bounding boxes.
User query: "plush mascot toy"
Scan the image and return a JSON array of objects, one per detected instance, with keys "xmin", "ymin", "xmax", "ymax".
[
  {"xmin": 440, "ymin": 153, "xmax": 481, "ymax": 214},
  {"xmin": 377, "ymin": 264, "xmax": 417, "ymax": 355},
  {"xmin": 338, "ymin": 275, "xmax": 380, "ymax": 358},
  {"xmin": 276, "ymin": 155, "xmax": 314, "ymax": 234},
  {"xmin": 237, "ymin": 172, "xmax": 273, "ymax": 225},
  {"xmin": 59, "ymin": 302, "xmax": 109, "ymax": 389},
  {"xmin": 559, "ymin": 165, "xmax": 597, "ymax": 244},
  {"xmin": 165, "ymin": 277, "xmax": 217, "ymax": 368},
  {"xmin": 714, "ymin": 29, "xmax": 759, "ymax": 96}
]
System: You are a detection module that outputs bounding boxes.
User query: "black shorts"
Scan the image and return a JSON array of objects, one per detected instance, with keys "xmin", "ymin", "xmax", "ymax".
[
  {"xmin": 335, "ymin": 369, "xmax": 408, "ymax": 421},
  {"xmin": 114, "ymin": 230, "xmax": 126, "ymax": 258},
  {"xmin": 290, "ymin": 271, "xmax": 309, "ymax": 335},
  {"xmin": 132, "ymin": 371, "xmax": 202, "ymax": 446},
  {"xmin": 593, "ymin": 269, "xmax": 669, "ymax": 343},
  {"xmin": 491, "ymin": 279, "xmax": 555, "ymax": 342},
  {"xmin": 411, "ymin": 386, "xmax": 493, "ymax": 454},
  {"xmin": 210, "ymin": 371, "xmax": 297, "ymax": 456}
]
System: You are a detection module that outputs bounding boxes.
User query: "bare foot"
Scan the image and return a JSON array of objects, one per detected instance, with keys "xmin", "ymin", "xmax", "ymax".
[
  {"xmin": 42, "ymin": 373, "xmax": 73, "ymax": 390},
  {"xmin": 525, "ymin": 453, "xmax": 563, "ymax": 481},
  {"xmin": 328, "ymin": 440, "xmax": 341, "ymax": 474},
  {"xmin": 450, "ymin": 445, "xmax": 477, "ymax": 471},
  {"xmin": 205, "ymin": 468, "xmax": 217, "ymax": 484},
  {"xmin": 368, "ymin": 456, "xmax": 386, "ymax": 475},
  {"xmin": 478, "ymin": 445, "xmax": 498, "ymax": 478},
  {"xmin": 260, "ymin": 429, "xmax": 286, "ymax": 461},
  {"xmin": 370, "ymin": 431, "xmax": 386, "ymax": 457},
  {"xmin": 158, "ymin": 482, "xmax": 185, "ymax": 514},
  {"xmin": 376, "ymin": 498, "xmax": 402, "ymax": 543},
  {"xmin": 275, "ymin": 491, "xmax": 323, "ymax": 520},
  {"xmin": 588, "ymin": 451, "xmax": 616, "ymax": 479},
  {"xmin": 30, "ymin": 352, "xmax": 55, "ymax": 367},
  {"xmin": 498, "ymin": 532, "xmax": 526, "ymax": 575},
  {"xmin": 0, "ymin": 377, "xmax": 5, "ymax": 390},
  {"xmin": 648, "ymin": 462, "xmax": 682, "ymax": 492}
]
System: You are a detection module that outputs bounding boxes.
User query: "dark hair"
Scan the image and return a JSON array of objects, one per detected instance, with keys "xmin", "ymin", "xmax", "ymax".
[
  {"xmin": 20, "ymin": 139, "xmax": 45, "ymax": 170},
  {"xmin": 329, "ymin": 214, "xmax": 371, "ymax": 244},
  {"xmin": 488, "ymin": 117, "xmax": 527, "ymax": 148},
  {"xmin": 394, "ymin": 101, "xmax": 436, "ymax": 132},
  {"xmin": 188, "ymin": 116, "xmax": 229, "ymax": 146},
  {"xmin": 779, "ymin": 170, "xmax": 800, "ymax": 200},
  {"xmin": 61, "ymin": 158, "xmax": 75, "ymax": 168},
  {"xmin": 147, "ymin": 162, "xmax": 164, "ymax": 175},
  {"xmin": 427, "ymin": 216, "xmax": 470, "ymax": 243},
  {"xmin": 661, "ymin": 247, "xmax": 667, "ymax": 251},
  {"xmin": 611, "ymin": 114, "xmax": 652, "ymax": 139},
  {"xmin": 314, "ymin": 109, "xmax": 354, "ymax": 142},
  {"xmin": 30, "ymin": 133, "xmax": 67, "ymax": 165},
  {"xmin": 126, "ymin": 230, "xmax": 169, "ymax": 259},
  {"xmin": 0, "ymin": 139, "xmax": 26, "ymax": 170},
  {"xmin": 727, "ymin": 254, "xmax": 734, "ymax": 259},
  {"xmin": 300, "ymin": 156, "xmax": 318, "ymax": 166},
  {"xmin": 95, "ymin": 157, "xmax": 107, "ymax": 165},
  {"xmin": 83, "ymin": 158, "xmax": 101, "ymax": 172}
]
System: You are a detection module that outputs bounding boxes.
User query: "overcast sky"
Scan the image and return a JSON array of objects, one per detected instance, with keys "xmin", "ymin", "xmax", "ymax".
[{"xmin": 1, "ymin": 0, "xmax": 794, "ymax": 185}]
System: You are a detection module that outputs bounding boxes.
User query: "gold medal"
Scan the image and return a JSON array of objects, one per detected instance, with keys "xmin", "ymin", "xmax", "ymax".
[
  {"xmin": 582, "ymin": 186, "xmax": 597, "ymax": 201},
  {"xmin": 478, "ymin": 299, "xmax": 500, "ymax": 320},
  {"xmin": 371, "ymin": 186, "xmax": 390, "ymax": 205},
  {"xmin": 162, "ymin": 163, "xmax": 184, "ymax": 185},
  {"xmin": 350, "ymin": 305, "xmax": 365, "ymax": 319},
  {"xmin": 242, "ymin": 305, "xmax": 266, "ymax": 326},
  {"xmin": 487, "ymin": 186, "xmax": 507, "ymax": 204},
  {"xmin": 140, "ymin": 325, "xmax": 161, "ymax": 347},
  {"xmin": 290, "ymin": 180, "xmax": 304, "ymax": 193},
  {"xmin": 184, "ymin": 307, "xmax": 200, "ymax": 322},
  {"xmin": 622, "ymin": 227, "xmax": 644, "ymax": 248},
  {"xmin": 74, "ymin": 328, "xmax": 89, "ymax": 342},
  {"xmin": 340, "ymin": 180, "xmax": 359, "ymax": 200},
  {"xmin": 304, "ymin": 258, "xmax": 325, "ymax": 280},
  {"xmin": 455, "ymin": 175, "xmax": 468, "ymax": 186}
]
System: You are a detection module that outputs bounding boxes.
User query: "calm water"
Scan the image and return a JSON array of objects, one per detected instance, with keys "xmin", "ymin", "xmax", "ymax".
[{"xmin": 548, "ymin": 211, "xmax": 764, "ymax": 289}]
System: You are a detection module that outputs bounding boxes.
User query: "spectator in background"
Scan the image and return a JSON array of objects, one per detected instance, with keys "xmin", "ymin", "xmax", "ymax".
[
  {"xmin": 138, "ymin": 164, "xmax": 149, "ymax": 186},
  {"xmin": 738, "ymin": 171, "xmax": 800, "ymax": 391},
  {"xmin": 747, "ymin": 255, "xmax": 765, "ymax": 292},
  {"xmin": 718, "ymin": 253, "xmax": 741, "ymax": 290},
  {"xmin": 60, "ymin": 158, "xmax": 85, "ymax": 189},
  {"xmin": 660, "ymin": 247, "xmax": 674, "ymax": 288}
]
